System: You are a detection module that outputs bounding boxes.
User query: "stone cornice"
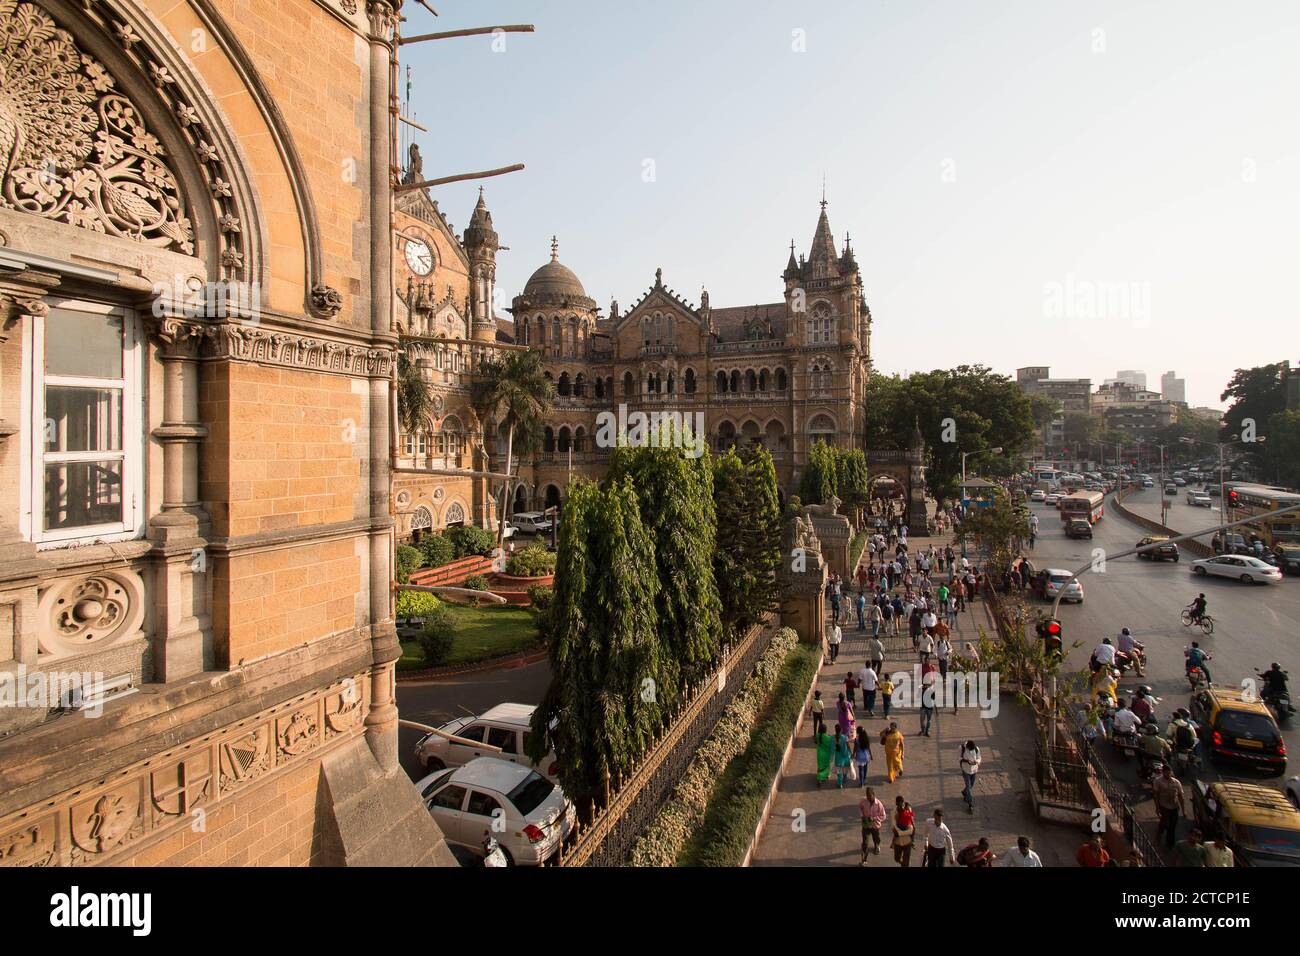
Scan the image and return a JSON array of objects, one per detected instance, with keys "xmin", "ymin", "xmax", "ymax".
[{"xmin": 143, "ymin": 316, "xmax": 394, "ymax": 378}]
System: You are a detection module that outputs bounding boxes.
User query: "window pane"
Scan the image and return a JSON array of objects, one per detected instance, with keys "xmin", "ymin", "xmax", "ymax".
[
  {"xmin": 45, "ymin": 386, "xmax": 123, "ymax": 453},
  {"xmin": 44, "ymin": 460, "xmax": 124, "ymax": 530},
  {"xmin": 45, "ymin": 309, "xmax": 123, "ymax": 379}
]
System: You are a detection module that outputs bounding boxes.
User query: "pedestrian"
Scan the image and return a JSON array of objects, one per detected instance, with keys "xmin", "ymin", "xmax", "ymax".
[
  {"xmin": 868, "ymin": 600, "xmax": 883, "ymax": 639},
  {"xmin": 1202, "ymin": 834, "xmax": 1234, "ymax": 867},
  {"xmin": 1075, "ymin": 834, "xmax": 1110, "ymax": 867},
  {"xmin": 858, "ymin": 786, "xmax": 886, "ymax": 864},
  {"xmin": 957, "ymin": 837, "xmax": 996, "ymax": 868},
  {"xmin": 836, "ymin": 692, "xmax": 855, "ymax": 738},
  {"xmin": 853, "ymin": 726, "xmax": 873, "ymax": 788},
  {"xmin": 910, "ymin": 608, "xmax": 924, "ymax": 651},
  {"xmin": 815, "ymin": 723, "xmax": 833, "ymax": 788},
  {"xmin": 922, "ymin": 808, "xmax": 956, "ymax": 868},
  {"xmin": 958, "ymin": 740, "xmax": 981, "ymax": 812},
  {"xmin": 856, "ymin": 562, "xmax": 868, "ymax": 592},
  {"xmin": 920, "ymin": 692, "xmax": 935, "ymax": 737},
  {"xmin": 858, "ymin": 662, "xmax": 878, "ymax": 717},
  {"xmin": 844, "ymin": 671, "xmax": 858, "ymax": 709},
  {"xmin": 879, "ymin": 673, "xmax": 894, "ymax": 719},
  {"xmin": 827, "ymin": 621, "xmax": 842, "ymax": 664},
  {"xmin": 936, "ymin": 634, "xmax": 952, "ymax": 680},
  {"xmin": 855, "ymin": 591, "xmax": 867, "ymax": 632},
  {"xmin": 810, "ymin": 689, "xmax": 825, "ymax": 737},
  {"xmin": 867, "ymin": 635, "xmax": 884, "ymax": 677},
  {"xmin": 1174, "ymin": 828, "xmax": 1208, "ymax": 867},
  {"xmin": 882, "ymin": 722, "xmax": 905, "ymax": 781},
  {"xmin": 998, "ymin": 836, "xmax": 1042, "ymax": 867},
  {"xmin": 833, "ymin": 725, "xmax": 852, "ymax": 789},
  {"xmin": 890, "ymin": 796, "xmax": 915, "ymax": 867},
  {"xmin": 1152, "ymin": 764, "xmax": 1186, "ymax": 849},
  {"xmin": 954, "ymin": 579, "xmax": 966, "ymax": 613}
]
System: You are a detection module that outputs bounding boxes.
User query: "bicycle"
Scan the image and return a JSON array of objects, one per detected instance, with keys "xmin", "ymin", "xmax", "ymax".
[{"xmin": 1180, "ymin": 608, "xmax": 1215, "ymax": 635}]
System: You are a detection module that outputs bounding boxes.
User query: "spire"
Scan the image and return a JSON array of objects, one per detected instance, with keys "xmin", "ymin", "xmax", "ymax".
[
  {"xmin": 808, "ymin": 196, "xmax": 837, "ymax": 269},
  {"xmin": 463, "ymin": 187, "xmax": 497, "ymax": 252},
  {"xmin": 911, "ymin": 416, "xmax": 925, "ymax": 450},
  {"xmin": 783, "ymin": 239, "xmax": 800, "ymax": 280},
  {"xmin": 550, "ymin": 236, "xmax": 559, "ymax": 261}
]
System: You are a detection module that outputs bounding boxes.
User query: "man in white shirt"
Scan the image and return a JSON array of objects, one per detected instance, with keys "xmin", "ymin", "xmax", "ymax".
[
  {"xmin": 922, "ymin": 809, "xmax": 956, "ymax": 867},
  {"xmin": 858, "ymin": 664, "xmax": 879, "ymax": 716},
  {"xmin": 921, "ymin": 609, "xmax": 938, "ymax": 633},
  {"xmin": 828, "ymin": 622, "xmax": 842, "ymax": 663},
  {"xmin": 1092, "ymin": 638, "xmax": 1116, "ymax": 672},
  {"xmin": 999, "ymin": 836, "xmax": 1043, "ymax": 867},
  {"xmin": 958, "ymin": 740, "xmax": 981, "ymax": 812},
  {"xmin": 1112, "ymin": 700, "xmax": 1141, "ymax": 737}
]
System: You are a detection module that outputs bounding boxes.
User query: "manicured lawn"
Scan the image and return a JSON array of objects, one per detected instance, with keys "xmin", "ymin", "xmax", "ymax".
[{"xmin": 398, "ymin": 604, "xmax": 541, "ymax": 671}]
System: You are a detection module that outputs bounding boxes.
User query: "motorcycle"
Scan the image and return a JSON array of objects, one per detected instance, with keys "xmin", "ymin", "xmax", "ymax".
[
  {"xmin": 1257, "ymin": 669, "xmax": 1295, "ymax": 727},
  {"xmin": 1111, "ymin": 730, "xmax": 1138, "ymax": 760},
  {"xmin": 1115, "ymin": 647, "xmax": 1146, "ymax": 678},
  {"xmin": 1172, "ymin": 746, "xmax": 1200, "ymax": 780},
  {"xmin": 1185, "ymin": 647, "xmax": 1212, "ymax": 691}
]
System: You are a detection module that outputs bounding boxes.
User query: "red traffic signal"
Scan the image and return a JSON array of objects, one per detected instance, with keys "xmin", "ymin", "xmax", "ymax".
[{"xmin": 1036, "ymin": 617, "xmax": 1064, "ymax": 658}]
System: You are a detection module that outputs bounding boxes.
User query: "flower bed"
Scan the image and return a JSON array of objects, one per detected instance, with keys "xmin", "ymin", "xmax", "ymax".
[{"xmin": 625, "ymin": 626, "xmax": 799, "ymax": 867}]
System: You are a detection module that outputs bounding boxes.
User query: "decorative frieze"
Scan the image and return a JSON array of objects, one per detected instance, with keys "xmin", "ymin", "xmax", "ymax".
[
  {"xmin": 0, "ymin": 675, "xmax": 369, "ymax": 866},
  {"xmin": 143, "ymin": 317, "xmax": 392, "ymax": 377}
]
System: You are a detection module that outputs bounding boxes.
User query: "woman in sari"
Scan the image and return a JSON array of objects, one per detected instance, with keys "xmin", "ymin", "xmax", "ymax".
[
  {"xmin": 882, "ymin": 721, "xmax": 905, "ymax": 782},
  {"xmin": 815, "ymin": 725, "xmax": 833, "ymax": 788},
  {"xmin": 833, "ymin": 726, "xmax": 853, "ymax": 789},
  {"xmin": 836, "ymin": 692, "xmax": 855, "ymax": 738}
]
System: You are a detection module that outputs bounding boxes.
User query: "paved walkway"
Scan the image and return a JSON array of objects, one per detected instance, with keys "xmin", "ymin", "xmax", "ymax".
[{"xmin": 752, "ymin": 531, "xmax": 1081, "ymax": 867}]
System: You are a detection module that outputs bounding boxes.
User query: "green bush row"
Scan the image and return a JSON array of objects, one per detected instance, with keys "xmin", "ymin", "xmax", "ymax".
[{"xmin": 676, "ymin": 640, "xmax": 822, "ymax": 867}]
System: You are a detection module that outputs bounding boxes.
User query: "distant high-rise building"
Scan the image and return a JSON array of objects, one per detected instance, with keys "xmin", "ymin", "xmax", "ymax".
[
  {"xmin": 1112, "ymin": 370, "xmax": 1147, "ymax": 390},
  {"xmin": 1161, "ymin": 370, "xmax": 1186, "ymax": 404}
]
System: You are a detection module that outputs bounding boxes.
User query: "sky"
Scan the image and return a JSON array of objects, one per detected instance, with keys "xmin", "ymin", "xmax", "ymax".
[{"xmin": 401, "ymin": 0, "xmax": 1300, "ymax": 409}]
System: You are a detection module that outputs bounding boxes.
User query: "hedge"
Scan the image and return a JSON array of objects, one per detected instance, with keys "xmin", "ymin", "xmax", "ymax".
[
  {"xmin": 676, "ymin": 640, "xmax": 822, "ymax": 867},
  {"xmin": 625, "ymin": 627, "xmax": 798, "ymax": 867},
  {"xmin": 506, "ymin": 545, "xmax": 557, "ymax": 577},
  {"xmin": 395, "ymin": 589, "xmax": 441, "ymax": 619}
]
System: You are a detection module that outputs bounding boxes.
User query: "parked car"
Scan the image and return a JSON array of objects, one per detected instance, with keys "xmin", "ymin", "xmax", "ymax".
[
  {"xmin": 414, "ymin": 702, "xmax": 559, "ymax": 780},
  {"xmin": 1186, "ymin": 491, "xmax": 1212, "ymax": 507},
  {"xmin": 510, "ymin": 511, "xmax": 553, "ymax": 535},
  {"xmin": 1065, "ymin": 518, "xmax": 1093, "ymax": 540},
  {"xmin": 1192, "ymin": 780, "xmax": 1300, "ymax": 865},
  {"xmin": 1136, "ymin": 535, "xmax": 1179, "ymax": 562},
  {"xmin": 1190, "ymin": 686, "xmax": 1287, "ymax": 776},
  {"xmin": 1191, "ymin": 554, "xmax": 1282, "ymax": 585},
  {"xmin": 1275, "ymin": 544, "xmax": 1300, "ymax": 576},
  {"xmin": 416, "ymin": 759, "xmax": 575, "ymax": 866},
  {"xmin": 1032, "ymin": 568, "xmax": 1084, "ymax": 603}
]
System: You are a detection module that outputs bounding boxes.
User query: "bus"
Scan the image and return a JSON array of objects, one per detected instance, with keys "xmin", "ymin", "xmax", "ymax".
[
  {"xmin": 1060, "ymin": 490, "xmax": 1105, "ymax": 524},
  {"xmin": 1224, "ymin": 484, "xmax": 1300, "ymax": 547}
]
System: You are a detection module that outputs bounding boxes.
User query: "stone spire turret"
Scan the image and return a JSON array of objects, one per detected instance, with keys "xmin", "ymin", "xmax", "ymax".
[{"xmin": 464, "ymin": 187, "xmax": 500, "ymax": 342}]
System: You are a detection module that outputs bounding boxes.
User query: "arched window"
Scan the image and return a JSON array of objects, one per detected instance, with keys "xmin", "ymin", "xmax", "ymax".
[
  {"xmin": 729, "ymin": 370, "xmax": 740, "ymax": 393},
  {"xmin": 759, "ymin": 369, "xmax": 768, "ymax": 392},
  {"xmin": 410, "ymin": 506, "xmax": 433, "ymax": 532},
  {"xmin": 666, "ymin": 372, "xmax": 675, "ymax": 395},
  {"xmin": 574, "ymin": 426, "xmax": 587, "ymax": 452},
  {"xmin": 544, "ymin": 426, "xmax": 555, "ymax": 453},
  {"xmin": 745, "ymin": 370, "xmax": 757, "ymax": 393},
  {"xmin": 558, "ymin": 427, "xmax": 571, "ymax": 453},
  {"xmin": 808, "ymin": 302, "xmax": 834, "ymax": 345},
  {"xmin": 775, "ymin": 368, "xmax": 788, "ymax": 391},
  {"xmin": 716, "ymin": 370, "xmax": 727, "ymax": 394},
  {"xmin": 551, "ymin": 317, "xmax": 562, "ymax": 354},
  {"xmin": 808, "ymin": 414, "xmax": 836, "ymax": 443},
  {"xmin": 684, "ymin": 368, "xmax": 697, "ymax": 394},
  {"xmin": 444, "ymin": 502, "xmax": 466, "ymax": 527},
  {"xmin": 623, "ymin": 371, "xmax": 635, "ymax": 398},
  {"xmin": 558, "ymin": 372, "xmax": 571, "ymax": 397},
  {"xmin": 717, "ymin": 421, "xmax": 737, "ymax": 451},
  {"xmin": 606, "ymin": 376, "xmax": 614, "ymax": 399},
  {"xmin": 574, "ymin": 373, "xmax": 586, "ymax": 398},
  {"xmin": 595, "ymin": 376, "xmax": 605, "ymax": 399}
]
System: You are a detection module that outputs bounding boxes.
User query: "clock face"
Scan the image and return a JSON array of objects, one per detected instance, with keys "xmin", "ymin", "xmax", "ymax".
[{"xmin": 405, "ymin": 238, "xmax": 434, "ymax": 276}]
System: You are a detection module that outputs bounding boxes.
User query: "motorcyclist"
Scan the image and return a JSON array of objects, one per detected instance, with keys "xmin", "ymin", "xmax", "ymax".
[
  {"xmin": 1112, "ymin": 699, "xmax": 1141, "ymax": 739},
  {"xmin": 1091, "ymin": 668, "xmax": 1119, "ymax": 706},
  {"xmin": 1114, "ymin": 627, "xmax": 1145, "ymax": 676},
  {"xmin": 1185, "ymin": 642, "xmax": 1212, "ymax": 685},
  {"xmin": 1137, "ymin": 724, "xmax": 1171, "ymax": 777},
  {"xmin": 1260, "ymin": 663, "xmax": 1289, "ymax": 705},
  {"xmin": 1165, "ymin": 708, "xmax": 1200, "ymax": 761},
  {"xmin": 1132, "ymin": 686, "xmax": 1159, "ymax": 725},
  {"xmin": 1188, "ymin": 593, "xmax": 1207, "ymax": 625},
  {"xmin": 1091, "ymin": 637, "xmax": 1116, "ymax": 674}
]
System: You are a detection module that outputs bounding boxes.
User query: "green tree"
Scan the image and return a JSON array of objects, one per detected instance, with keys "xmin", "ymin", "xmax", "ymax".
[
  {"xmin": 1062, "ymin": 412, "xmax": 1101, "ymax": 453},
  {"xmin": 395, "ymin": 349, "xmax": 435, "ymax": 438},
  {"xmin": 798, "ymin": 439, "xmax": 837, "ymax": 505},
  {"xmin": 713, "ymin": 446, "xmax": 783, "ymax": 641},
  {"xmin": 395, "ymin": 544, "xmax": 421, "ymax": 584},
  {"xmin": 607, "ymin": 426, "xmax": 723, "ymax": 686},
  {"xmin": 953, "ymin": 489, "xmax": 1028, "ymax": 579},
  {"xmin": 416, "ymin": 533, "xmax": 455, "ymax": 569},
  {"xmin": 837, "ymin": 448, "xmax": 871, "ymax": 527},
  {"xmin": 1265, "ymin": 409, "xmax": 1300, "ymax": 489},
  {"xmin": 471, "ymin": 350, "xmax": 554, "ymax": 554},
  {"xmin": 528, "ymin": 478, "xmax": 668, "ymax": 804}
]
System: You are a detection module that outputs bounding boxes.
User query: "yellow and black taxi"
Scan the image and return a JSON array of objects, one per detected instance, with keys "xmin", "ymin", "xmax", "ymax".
[
  {"xmin": 1275, "ymin": 543, "xmax": 1300, "ymax": 576},
  {"xmin": 1136, "ymin": 535, "xmax": 1179, "ymax": 562},
  {"xmin": 1065, "ymin": 518, "xmax": 1093, "ymax": 540},
  {"xmin": 1190, "ymin": 686, "xmax": 1287, "ymax": 775},
  {"xmin": 1192, "ymin": 780, "xmax": 1300, "ymax": 866}
]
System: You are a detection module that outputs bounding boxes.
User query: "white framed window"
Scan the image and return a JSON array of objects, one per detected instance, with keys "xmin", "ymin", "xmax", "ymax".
[
  {"xmin": 808, "ymin": 303, "xmax": 834, "ymax": 345},
  {"xmin": 417, "ymin": 432, "xmax": 428, "ymax": 457},
  {"xmin": 403, "ymin": 433, "xmax": 415, "ymax": 456},
  {"xmin": 27, "ymin": 300, "xmax": 143, "ymax": 544}
]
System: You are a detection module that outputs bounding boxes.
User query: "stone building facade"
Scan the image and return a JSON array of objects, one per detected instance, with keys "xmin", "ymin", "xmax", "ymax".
[
  {"xmin": 506, "ymin": 200, "xmax": 874, "ymax": 512},
  {"xmin": 0, "ymin": 0, "xmax": 450, "ymax": 866}
]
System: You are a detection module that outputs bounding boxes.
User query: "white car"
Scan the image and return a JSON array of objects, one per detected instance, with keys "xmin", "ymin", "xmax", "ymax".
[
  {"xmin": 414, "ymin": 702, "xmax": 559, "ymax": 780},
  {"xmin": 1186, "ymin": 491, "xmax": 1212, "ymax": 507},
  {"xmin": 1190, "ymin": 554, "xmax": 1283, "ymax": 585},
  {"xmin": 510, "ymin": 511, "xmax": 552, "ymax": 535},
  {"xmin": 417, "ymin": 759, "xmax": 575, "ymax": 866},
  {"xmin": 1044, "ymin": 493, "xmax": 1061, "ymax": 506},
  {"xmin": 1030, "ymin": 490, "xmax": 1046, "ymax": 502},
  {"xmin": 1287, "ymin": 776, "xmax": 1299, "ymax": 810},
  {"xmin": 1038, "ymin": 568, "xmax": 1084, "ymax": 603}
]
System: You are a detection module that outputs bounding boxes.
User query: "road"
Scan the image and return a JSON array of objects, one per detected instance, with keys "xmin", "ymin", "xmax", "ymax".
[{"xmin": 1022, "ymin": 488, "xmax": 1299, "ymax": 813}]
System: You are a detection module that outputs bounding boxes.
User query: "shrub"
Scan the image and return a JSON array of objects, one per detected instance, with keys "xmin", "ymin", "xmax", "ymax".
[
  {"xmin": 395, "ymin": 589, "xmax": 441, "ymax": 620},
  {"xmin": 417, "ymin": 533, "xmax": 455, "ymax": 569},
  {"xmin": 463, "ymin": 574, "xmax": 489, "ymax": 591},
  {"xmin": 395, "ymin": 544, "xmax": 421, "ymax": 584},
  {"xmin": 506, "ymin": 545, "xmax": 556, "ymax": 577},
  {"xmin": 416, "ymin": 606, "xmax": 456, "ymax": 666},
  {"xmin": 526, "ymin": 583, "xmax": 555, "ymax": 612},
  {"xmin": 447, "ymin": 524, "xmax": 495, "ymax": 558}
]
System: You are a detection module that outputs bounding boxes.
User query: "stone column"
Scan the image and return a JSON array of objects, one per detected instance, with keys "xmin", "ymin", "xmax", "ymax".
[
  {"xmin": 144, "ymin": 312, "xmax": 211, "ymax": 681},
  {"xmin": 363, "ymin": 0, "xmax": 401, "ymax": 769}
]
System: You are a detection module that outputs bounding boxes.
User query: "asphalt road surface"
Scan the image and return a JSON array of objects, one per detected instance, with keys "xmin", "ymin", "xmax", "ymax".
[{"xmin": 1023, "ymin": 489, "xmax": 1298, "ymax": 803}]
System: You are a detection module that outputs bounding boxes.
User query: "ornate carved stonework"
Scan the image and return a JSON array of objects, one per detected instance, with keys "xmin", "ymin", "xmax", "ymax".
[
  {"xmin": 310, "ymin": 283, "xmax": 343, "ymax": 318},
  {"xmin": 0, "ymin": 2, "xmax": 194, "ymax": 253},
  {"xmin": 0, "ymin": 675, "xmax": 368, "ymax": 867},
  {"xmin": 35, "ymin": 569, "xmax": 146, "ymax": 661},
  {"xmin": 143, "ymin": 317, "xmax": 393, "ymax": 377}
]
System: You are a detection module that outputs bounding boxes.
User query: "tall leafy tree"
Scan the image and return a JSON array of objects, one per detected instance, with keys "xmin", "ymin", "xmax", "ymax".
[
  {"xmin": 798, "ymin": 439, "xmax": 838, "ymax": 505},
  {"xmin": 713, "ymin": 446, "xmax": 783, "ymax": 640},
  {"xmin": 1220, "ymin": 363, "xmax": 1290, "ymax": 477},
  {"xmin": 395, "ymin": 349, "xmax": 434, "ymax": 437},
  {"xmin": 607, "ymin": 427, "xmax": 722, "ymax": 686},
  {"xmin": 528, "ymin": 478, "xmax": 666, "ymax": 804},
  {"xmin": 471, "ymin": 350, "xmax": 554, "ymax": 551},
  {"xmin": 837, "ymin": 448, "xmax": 871, "ymax": 526}
]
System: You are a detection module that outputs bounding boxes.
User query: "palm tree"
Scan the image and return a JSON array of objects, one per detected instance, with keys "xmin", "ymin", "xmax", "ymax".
[
  {"xmin": 472, "ymin": 350, "xmax": 554, "ymax": 552},
  {"xmin": 396, "ymin": 349, "xmax": 434, "ymax": 437}
]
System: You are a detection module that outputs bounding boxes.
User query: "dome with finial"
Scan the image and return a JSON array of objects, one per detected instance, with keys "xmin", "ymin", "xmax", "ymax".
[{"xmin": 517, "ymin": 237, "xmax": 596, "ymax": 309}]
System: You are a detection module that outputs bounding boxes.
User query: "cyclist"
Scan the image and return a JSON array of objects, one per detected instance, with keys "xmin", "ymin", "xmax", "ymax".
[{"xmin": 1187, "ymin": 593, "xmax": 1208, "ymax": 626}]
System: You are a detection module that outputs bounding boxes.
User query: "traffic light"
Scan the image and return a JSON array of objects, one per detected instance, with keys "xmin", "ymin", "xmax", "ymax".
[
  {"xmin": 1036, "ymin": 618, "xmax": 1063, "ymax": 659},
  {"xmin": 1228, "ymin": 489, "xmax": 1239, "ymax": 507}
]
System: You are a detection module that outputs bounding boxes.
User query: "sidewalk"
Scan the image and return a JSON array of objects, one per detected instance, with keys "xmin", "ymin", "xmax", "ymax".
[{"xmin": 751, "ymin": 530, "xmax": 1081, "ymax": 867}]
